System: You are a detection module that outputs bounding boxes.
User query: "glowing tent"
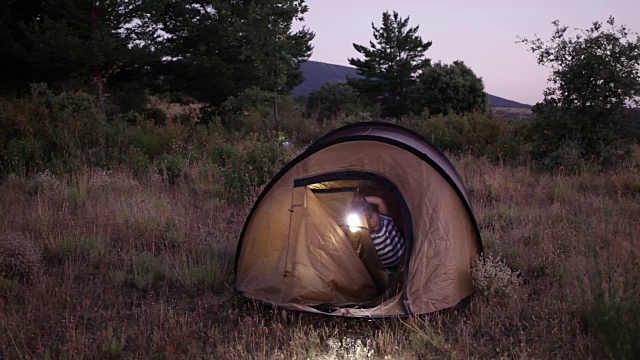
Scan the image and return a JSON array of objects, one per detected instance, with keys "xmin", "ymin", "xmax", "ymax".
[{"xmin": 234, "ymin": 122, "xmax": 483, "ymax": 317}]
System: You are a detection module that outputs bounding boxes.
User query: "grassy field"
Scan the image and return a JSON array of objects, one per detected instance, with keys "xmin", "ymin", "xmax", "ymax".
[{"xmin": 1, "ymin": 155, "xmax": 639, "ymax": 359}]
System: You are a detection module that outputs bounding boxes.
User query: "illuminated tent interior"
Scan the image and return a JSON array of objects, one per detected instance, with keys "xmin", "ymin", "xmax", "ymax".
[{"xmin": 234, "ymin": 122, "xmax": 483, "ymax": 317}]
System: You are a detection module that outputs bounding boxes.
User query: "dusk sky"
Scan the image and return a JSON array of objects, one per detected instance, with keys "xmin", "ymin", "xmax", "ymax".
[{"xmin": 295, "ymin": 0, "xmax": 639, "ymax": 105}]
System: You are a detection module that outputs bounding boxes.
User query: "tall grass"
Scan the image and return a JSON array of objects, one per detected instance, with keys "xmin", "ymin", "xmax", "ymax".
[
  {"xmin": 1, "ymin": 91, "xmax": 639, "ymax": 357},
  {"xmin": 0, "ymin": 152, "xmax": 638, "ymax": 358}
]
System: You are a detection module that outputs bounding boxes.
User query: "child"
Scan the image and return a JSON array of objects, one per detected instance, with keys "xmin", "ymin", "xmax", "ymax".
[{"xmin": 363, "ymin": 196, "xmax": 405, "ymax": 275}]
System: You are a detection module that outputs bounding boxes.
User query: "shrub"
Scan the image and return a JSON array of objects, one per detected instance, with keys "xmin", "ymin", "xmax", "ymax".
[
  {"xmin": 111, "ymin": 110, "xmax": 143, "ymax": 125},
  {"xmin": 155, "ymin": 153, "xmax": 187, "ymax": 185},
  {"xmin": 126, "ymin": 121, "xmax": 175, "ymax": 160},
  {"xmin": 304, "ymin": 82, "xmax": 364, "ymax": 121},
  {"xmin": 171, "ymin": 258, "xmax": 225, "ymax": 291},
  {"xmin": 585, "ymin": 253, "xmax": 640, "ymax": 359},
  {"xmin": 530, "ymin": 105, "xmax": 633, "ymax": 171},
  {"xmin": 124, "ymin": 146, "xmax": 152, "ymax": 178},
  {"xmin": 0, "ymin": 235, "xmax": 42, "ymax": 280},
  {"xmin": 209, "ymin": 138, "xmax": 292, "ymax": 201},
  {"xmin": 471, "ymin": 253, "xmax": 522, "ymax": 297},
  {"xmin": 220, "ymin": 87, "xmax": 273, "ymax": 131},
  {"xmin": 0, "ymin": 84, "xmax": 106, "ymax": 175},
  {"xmin": 44, "ymin": 235, "xmax": 104, "ymax": 264},
  {"xmin": 113, "ymin": 252, "xmax": 168, "ymax": 290},
  {"xmin": 402, "ymin": 113, "xmax": 530, "ymax": 162},
  {"xmin": 143, "ymin": 107, "xmax": 168, "ymax": 126},
  {"xmin": 34, "ymin": 169, "xmax": 67, "ymax": 197}
]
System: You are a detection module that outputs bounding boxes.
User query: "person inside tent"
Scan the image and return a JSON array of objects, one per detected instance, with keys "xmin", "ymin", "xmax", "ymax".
[{"xmin": 363, "ymin": 196, "xmax": 405, "ymax": 277}]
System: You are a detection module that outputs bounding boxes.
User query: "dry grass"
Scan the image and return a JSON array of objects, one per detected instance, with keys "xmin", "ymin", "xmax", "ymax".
[{"xmin": 0, "ymin": 156, "xmax": 639, "ymax": 359}]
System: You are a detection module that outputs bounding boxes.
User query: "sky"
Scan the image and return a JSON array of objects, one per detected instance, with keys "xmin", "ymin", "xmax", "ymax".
[{"xmin": 294, "ymin": 0, "xmax": 640, "ymax": 105}]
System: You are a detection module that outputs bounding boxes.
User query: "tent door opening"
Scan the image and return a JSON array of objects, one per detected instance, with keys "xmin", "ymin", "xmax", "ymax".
[{"xmin": 291, "ymin": 171, "xmax": 413, "ymax": 311}]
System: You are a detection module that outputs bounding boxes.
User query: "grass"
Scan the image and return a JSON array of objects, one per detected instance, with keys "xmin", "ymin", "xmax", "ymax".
[{"xmin": 0, "ymin": 155, "xmax": 638, "ymax": 359}]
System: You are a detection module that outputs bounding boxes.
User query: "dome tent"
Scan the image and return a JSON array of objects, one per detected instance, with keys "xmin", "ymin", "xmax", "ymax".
[{"xmin": 234, "ymin": 122, "xmax": 483, "ymax": 317}]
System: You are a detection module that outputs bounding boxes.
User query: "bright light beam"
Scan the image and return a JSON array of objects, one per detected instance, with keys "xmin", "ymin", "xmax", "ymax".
[{"xmin": 347, "ymin": 213, "xmax": 361, "ymax": 232}]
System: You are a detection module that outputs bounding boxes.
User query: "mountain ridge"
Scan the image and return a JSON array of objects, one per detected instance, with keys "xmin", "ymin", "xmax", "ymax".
[{"xmin": 293, "ymin": 60, "xmax": 532, "ymax": 109}]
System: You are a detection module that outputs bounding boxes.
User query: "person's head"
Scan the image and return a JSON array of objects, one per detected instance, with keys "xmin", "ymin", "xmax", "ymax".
[{"xmin": 365, "ymin": 205, "xmax": 381, "ymax": 231}]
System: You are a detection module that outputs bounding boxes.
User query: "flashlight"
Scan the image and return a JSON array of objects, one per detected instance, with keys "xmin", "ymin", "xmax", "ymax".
[{"xmin": 347, "ymin": 213, "xmax": 362, "ymax": 232}]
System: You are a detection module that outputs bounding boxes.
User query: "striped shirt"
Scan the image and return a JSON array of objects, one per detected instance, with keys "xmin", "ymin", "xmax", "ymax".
[{"xmin": 370, "ymin": 214, "xmax": 405, "ymax": 269}]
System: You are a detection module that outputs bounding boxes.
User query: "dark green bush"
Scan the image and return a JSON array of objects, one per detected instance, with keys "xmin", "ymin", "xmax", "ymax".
[
  {"xmin": 402, "ymin": 112, "xmax": 530, "ymax": 163},
  {"xmin": 142, "ymin": 107, "xmax": 167, "ymax": 126},
  {"xmin": 126, "ymin": 120, "xmax": 188, "ymax": 161},
  {"xmin": 530, "ymin": 103, "xmax": 633, "ymax": 171},
  {"xmin": 113, "ymin": 252, "xmax": 168, "ymax": 290},
  {"xmin": 155, "ymin": 153, "xmax": 187, "ymax": 185},
  {"xmin": 304, "ymin": 82, "xmax": 364, "ymax": 120},
  {"xmin": 124, "ymin": 147, "xmax": 151, "ymax": 178},
  {"xmin": 208, "ymin": 137, "xmax": 292, "ymax": 201},
  {"xmin": 586, "ymin": 253, "xmax": 640, "ymax": 360},
  {"xmin": 0, "ymin": 85, "xmax": 105, "ymax": 175},
  {"xmin": 111, "ymin": 110, "xmax": 143, "ymax": 125}
]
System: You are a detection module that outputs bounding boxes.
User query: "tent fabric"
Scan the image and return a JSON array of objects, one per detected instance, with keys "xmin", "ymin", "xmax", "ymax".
[{"xmin": 235, "ymin": 122, "xmax": 482, "ymax": 317}]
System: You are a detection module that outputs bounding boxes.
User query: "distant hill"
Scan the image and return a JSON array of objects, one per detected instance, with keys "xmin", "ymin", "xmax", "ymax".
[
  {"xmin": 487, "ymin": 95, "xmax": 531, "ymax": 108},
  {"xmin": 292, "ymin": 61, "xmax": 359, "ymax": 98},
  {"xmin": 293, "ymin": 60, "xmax": 532, "ymax": 109}
]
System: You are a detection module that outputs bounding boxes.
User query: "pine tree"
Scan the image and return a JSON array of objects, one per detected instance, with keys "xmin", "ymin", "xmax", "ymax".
[
  {"xmin": 1, "ymin": 0, "xmax": 160, "ymax": 112},
  {"xmin": 236, "ymin": 0, "xmax": 314, "ymax": 131},
  {"xmin": 348, "ymin": 11, "xmax": 432, "ymax": 118},
  {"xmin": 157, "ymin": 0, "xmax": 314, "ymax": 128}
]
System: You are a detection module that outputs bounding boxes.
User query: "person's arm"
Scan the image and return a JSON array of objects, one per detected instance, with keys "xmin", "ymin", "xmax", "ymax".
[{"xmin": 364, "ymin": 196, "xmax": 389, "ymax": 214}]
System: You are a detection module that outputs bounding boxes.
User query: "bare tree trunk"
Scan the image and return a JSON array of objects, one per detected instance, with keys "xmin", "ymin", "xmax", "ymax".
[
  {"xmin": 273, "ymin": 34, "xmax": 280, "ymax": 134},
  {"xmin": 92, "ymin": 6, "xmax": 105, "ymax": 118},
  {"xmin": 273, "ymin": 93, "xmax": 279, "ymax": 133}
]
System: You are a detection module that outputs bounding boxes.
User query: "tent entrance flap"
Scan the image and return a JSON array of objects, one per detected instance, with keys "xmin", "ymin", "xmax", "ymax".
[
  {"xmin": 289, "ymin": 174, "xmax": 412, "ymax": 311},
  {"xmin": 279, "ymin": 187, "xmax": 379, "ymax": 305}
]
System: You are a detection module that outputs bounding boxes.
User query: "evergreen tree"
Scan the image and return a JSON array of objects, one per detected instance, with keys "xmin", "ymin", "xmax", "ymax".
[
  {"xmin": 348, "ymin": 11, "xmax": 432, "ymax": 118},
  {"xmin": 235, "ymin": 0, "xmax": 314, "ymax": 131},
  {"xmin": 0, "ymin": 0, "xmax": 160, "ymax": 112},
  {"xmin": 157, "ymin": 0, "xmax": 314, "ymax": 127}
]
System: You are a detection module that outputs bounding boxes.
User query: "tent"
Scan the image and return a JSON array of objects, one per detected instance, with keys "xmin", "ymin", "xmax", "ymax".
[{"xmin": 234, "ymin": 122, "xmax": 483, "ymax": 317}]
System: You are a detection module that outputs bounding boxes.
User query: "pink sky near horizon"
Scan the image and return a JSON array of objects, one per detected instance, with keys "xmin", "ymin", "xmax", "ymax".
[{"xmin": 295, "ymin": 0, "xmax": 639, "ymax": 105}]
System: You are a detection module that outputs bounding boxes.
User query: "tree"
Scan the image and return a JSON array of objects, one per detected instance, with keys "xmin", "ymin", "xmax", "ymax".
[
  {"xmin": 409, "ymin": 61, "xmax": 487, "ymax": 116},
  {"xmin": 235, "ymin": 0, "xmax": 314, "ymax": 132},
  {"xmin": 157, "ymin": 0, "xmax": 314, "ymax": 131},
  {"xmin": 1, "ymin": 0, "xmax": 161, "ymax": 113},
  {"xmin": 519, "ymin": 17, "xmax": 640, "ymax": 167},
  {"xmin": 348, "ymin": 11, "xmax": 432, "ymax": 118},
  {"xmin": 156, "ymin": 1, "xmax": 250, "ymax": 107},
  {"xmin": 304, "ymin": 82, "xmax": 363, "ymax": 120}
]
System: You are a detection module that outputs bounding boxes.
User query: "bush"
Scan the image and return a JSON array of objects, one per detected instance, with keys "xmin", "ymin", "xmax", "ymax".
[
  {"xmin": 124, "ymin": 146, "xmax": 152, "ymax": 178},
  {"xmin": 155, "ymin": 153, "xmax": 187, "ymax": 185},
  {"xmin": 208, "ymin": 137, "xmax": 292, "ymax": 201},
  {"xmin": 142, "ymin": 107, "xmax": 168, "ymax": 126},
  {"xmin": 530, "ymin": 104, "xmax": 633, "ymax": 171},
  {"xmin": 0, "ymin": 235, "xmax": 42, "ymax": 280},
  {"xmin": 220, "ymin": 87, "xmax": 273, "ymax": 131},
  {"xmin": 585, "ymin": 254, "xmax": 640, "ymax": 359},
  {"xmin": 471, "ymin": 253, "xmax": 522, "ymax": 297},
  {"xmin": 113, "ymin": 252, "xmax": 169, "ymax": 290},
  {"xmin": 44, "ymin": 235, "xmax": 104, "ymax": 264},
  {"xmin": 0, "ymin": 84, "xmax": 106, "ymax": 175},
  {"xmin": 172, "ymin": 258, "xmax": 225, "ymax": 291},
  {"xmin": 304, "ymin": 82, "xmax": 364, "ymax": 121},
  {"xmin": 402, "ymin": 113, "xmax": 530, "ymax": 162},
  {"xmin": 126, "ymin": 120, "xmax": 187, "ymax": 161}
]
